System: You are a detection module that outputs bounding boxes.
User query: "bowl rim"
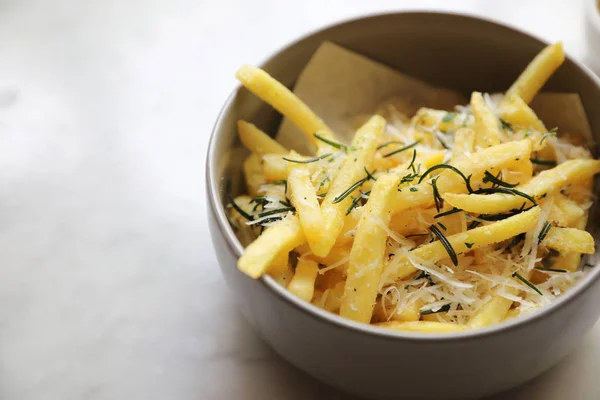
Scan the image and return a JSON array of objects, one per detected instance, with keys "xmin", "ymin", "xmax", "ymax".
[
  {"xmin": 586, "ymin": 0, "xmax": 600, "ymax": 29},
  {"xmin": 207, "ymin": 10, "xmax": 600, "ymax": 342}
]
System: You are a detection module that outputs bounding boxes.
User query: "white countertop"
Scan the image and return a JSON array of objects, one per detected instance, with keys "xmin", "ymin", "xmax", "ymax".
[{"xmin": 1, "ymin": 0, "xmax": 599, "ymax": 399}]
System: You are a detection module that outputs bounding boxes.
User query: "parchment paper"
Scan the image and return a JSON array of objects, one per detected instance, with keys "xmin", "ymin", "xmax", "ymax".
[{"xmin": 276, "ymin": 41, "xmax": 466, "ymax": 154}]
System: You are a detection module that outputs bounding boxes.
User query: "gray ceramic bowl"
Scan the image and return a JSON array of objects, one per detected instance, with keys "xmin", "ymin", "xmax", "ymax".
[{"xmin": 207, "ymin": 12, "xmax": 600, "ymax": 400}]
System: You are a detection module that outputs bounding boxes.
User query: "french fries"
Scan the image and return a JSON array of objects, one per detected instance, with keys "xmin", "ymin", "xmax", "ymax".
[{"xmin": 232, "ymin": 41, "xmax": 597, "ymax": 333}]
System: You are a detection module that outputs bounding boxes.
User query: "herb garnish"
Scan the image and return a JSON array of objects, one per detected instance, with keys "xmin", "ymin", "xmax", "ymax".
[
  {"xmin": 383, "ymin": 140, "xmax": 421, "ymax": 158},
  {"xmin": 539, "ymin": 127, "xmax": 558, "ymax": 145},
  {"xmin": 435, "ymin": 208, "xmax": 462, "ymax": 218},
  {"xmin": 429, "ymin": 224, "xmax": 458, "ymax": 266},
  {"xmin": 506, "ymin": 233, "xmax": 526, "ymax": 249},
  {"xmin": 499, "ymin": 118, "xmax": 513, "ymax": 133},
  {"xmin": 420, "ymin": 304, "xmax": 451, "ymax": 315},
  {"xmin": 377, "ymin": 140, "xmax": 403, "ymax": 150},
  {"xmin": 512, "ymin": 272, "xmax": 543, "ymax": 295},
  {"xmin": 535, "ymin": 267, "xmax": 567, "ymax": 273},
  {"xmin": 314, "ymin": 133, "xmax": 348, "ymax": 151},
  {"xmin": 531, "ymin": 158, "xmax": 557, "ymax": 167},
  {"xmin": 430, "ymin": 177, "xmax": 444, "ymax": 212},
  {"xmin": 584, "ymin": 263, "xmax": 596, "ymax": 268},
  {"xmin": 418, "ymin": 164, "xmax": 474, "ymax": 193},
  {"xmin": 227, "ymin": 181, "xmax": 254, "ymax": 221},
  {"xmin": 538, "ymin": 221, "xmax": 552, "ymax": 243},
  {"xmin": 346, "ymin": 190, "xmax": 370, "ymax": 215},
  {"xmin": 482, "ymin": 171, "xmax": 518, "ymax": 188},
  {"xmin": 468, "ymin": 221, "xmax": 481, "ymax": 229},
  {"xmin": 438, "ymin": 222, "xmax": 447, "ymax": 231},
  {"xmin": 472, "ymin": 187, "xmax": 537, "ymax": 205},
  {"xmin": 332, "ymin": 168, "xmax": 377, "ymax": 204},
  {"xmin": 407, "ymin": 149, "xmax": 418, "ymax": 173},
  {"xmin": 283, "ymin": 153, "xmax": 332, "ymax": 164}
]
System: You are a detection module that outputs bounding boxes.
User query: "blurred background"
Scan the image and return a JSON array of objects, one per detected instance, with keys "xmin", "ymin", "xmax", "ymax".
[{"xmin": 0, "ymin": 0, "xmax": 599, "ymax": 399}]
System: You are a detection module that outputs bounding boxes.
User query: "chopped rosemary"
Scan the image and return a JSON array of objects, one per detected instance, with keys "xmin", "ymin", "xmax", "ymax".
[
  {"xmin": 227, "ymin": 181, "xmax": 254, "ymax": 221},
  {"xmin": 442, "ymin": 112, "xmax": 457, "ymax": 123},
  {"xmin": 430, "ymin": 177, "xmax": 444, "ymax": 212},
  {"xmin": 314, "ymin": 133, "xmax": 348, "ymax": 151},
  {"xmin": 538, "ymin": 221, "xmax": 552, "ymax": 243},
  {"xmin": 332, "ymin": 168, "xmax": 377, "ymax": 204},
  {"xmin": 435, "ymin": 132, "xmax": 450, "ymax": 150},
  {"xmin": 482, "ymin": 170, "xmax": 518, "ymax": 188},
  {"xmin": 415, "ymin": 271, "xmax": 435, "ymax": 286},
  {"xmin": 407, "ymin": 149, "xmax": 418, "ymax": 173},
  {"xmin": 535, "ymin": 267, "xmax": 567, "ymax": 273},
  {"xmin": 382, "ymin": 140, "xmax": 421, "ymax": 158},
  {"xmin": 377, "ymin": 140, "xmax": 403, "ymax": 150},
  {"xmin": 429, "ymin": 224, "xmax": 458, "ymax": 266},
  {"xmin": 257, "ymin": 206, "xmax": 295, "ymax": 218},
  {"xmin": 584, "ymin": 263, "xmax": 596, "ymax": 268},
  {"xmin": 345, "ymin": 190, "xmax": 370, "ymax": 215},
  {"xmin": 420, "ymin": 304, "xmax": 451, "ymax": 315},
  {"xmin": 479, "ymin": 206, "xmax": 536, "ymax": 221},
  {"xmin": 438, "ymin": 222, "xmax": 447, "ymax": 231},
  {"xmin": 406, "ymin": 233, "xmax": 430, "ymax": 238},
  {"xmin": 512, "ymin": 272, "xmax": 543, "ymax": 295},
  {"xmin": 531, "ymin": 158, "xmax": 557, "ymax": 166},
  {"xmin": 434, "ymin": 208, "xmax": 461, "ymax": 218},
  {"xmin": 317, "ymin": 193, "xmax": 327, "ymax": 198},
  {"xmin": 539, "ymin": 127, "xmax": 558, "ymax": 145},
  {"xmin": 468, "ymin": 220, "xmax": 481, "ymax": 229},
  {"xmin": 507, "ymin": 233, "xmax": 526, "ymax": 249},
  {"xmin": 418, "ymin": 164, "xmax": 474, "ymax": 192},
  {"xmin": 409, "ymin": 187, "xmax": 418, "ymax": 192},
  {"xmin": 473, "ymin": 187, "xmax": 537, "ymax": 206},
  {"xmin": 499, "ymin": 118, "xmax": 513, "ymax": 133},
  {"xmin": 283, "ymin": 153, "xmax": 332, "ymax": 164},
  {"xmin": 465, "ymin": 242, "xmax": 474, "ymax": 249}
]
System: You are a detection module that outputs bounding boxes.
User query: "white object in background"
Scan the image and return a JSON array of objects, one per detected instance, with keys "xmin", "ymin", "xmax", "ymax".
[{"xmin": 585, "ymin": 0, "xmax": 600, "ymax": 75}]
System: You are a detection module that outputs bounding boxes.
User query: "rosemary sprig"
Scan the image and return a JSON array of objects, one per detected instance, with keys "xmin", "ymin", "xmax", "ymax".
[
  {"xmin": 512, "ymin": 272, "xmax": 543, "ymax": 295},
  {"xmin": 465, "ymin": 242, "xmax": 474, "ymax": 249},
  {"xmin": 407, "ymin": 149, "xmax": 418, "ymax": 173},
  {"xmin": 535, "ymin": 267, "xmax": 567, "ymax": 273},
  {"xmin": 257, "ymin": 206, "xmax": 295, "ymax": 218},
  {"xmin": 429, "ymin": 224, "xmax": 458, "ymax": 266},
  {"xmin": 314, "ymin": 133, "xmax": 348, "ymax": 151},
  {"xmin": 283, "ymin": 153, "xmax": 332, "ymax": 164},
  {"xmin": 406, "ymin": 233, "xmax": 430, "ymax": 238},
  {"xmin": 420, "ymin": 304, "xmax": 451, "ymax": 315},
  {"xmin": 538, "ymin": 221, "xmax": 552, "ymax": 243},
  {"xmin": 435, "ymin": 132, "xmax": 450, "ymax": 150},
  {"xmin": 531, "ymin": 158, "xmax": 557, "ymax": 167},
  {"xmin": 382, "ymin": 140, "xmax": 421, "ymax": 158},
  {"xmin": 438, "ymin": 222, "xmax": 447, "ymax": 231},
  {"xmin": 584, "ymin": 263, "xmax": 596, "ymax": 268},
  {"xmin": 468, "ymin": 221, "xmax": 481, "ymax": 229},
  {"xmin": 506, "ymin": 233, "xmax": 526, "ymax": 249},
  {"xmin": 377, "ymin": 140, "xmax": 403, "ymax": 150},
  {"xmin": 539, "ymin": 127, "xmax": 558, "ymax": 145},
  {"xmin": 346, "ymin": 190, "xmax": 370, "ymax": 215},
  {"xmin": 482, "ymin": 170, "xmax": 518, "ymax": 188},
  {"xmin": 267, "ymin": 179, "xmax": 288, "ymax": 194},
  {"xmin": 332, "ymin": 168, "xmax": 377, "ymax": 204},
  {"xmin": 434, "ymin": 208, "xmax": 461, "ymax": 218},
  {"xmin": 227, "ymin": 181, "xmax": 254, "ymax": 221},
  {"xmin": 499, "ymin": 118, "xmax": 513, "ymax": 133},
  {"xmin": 418, "ymin": 164, "xmax": 474, "ymax": 192},
  {"xmin": 478, "ymin": 206, "xmax": 536, "ymax": 221},
  {"xmin": 430, "ymin": 177, "xmax": 444, "ymax": 212},
  {"xmin": 473, "ymin": 187, "xmax": 537, "ymax": 206}
]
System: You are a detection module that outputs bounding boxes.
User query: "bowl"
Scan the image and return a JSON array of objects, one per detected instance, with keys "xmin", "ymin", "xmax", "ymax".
[
  {"xmin": 585, "ymin": 0, "xmax": 600, "ymax": 75},
  {"xmin": 207, "ymin": 12, "xmax": 600, "ymax": 400}
]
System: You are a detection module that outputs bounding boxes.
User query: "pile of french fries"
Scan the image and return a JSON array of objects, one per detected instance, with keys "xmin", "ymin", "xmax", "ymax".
[{"xmin": 228, "ymin": 42, "xmax": 600, "ymax": 333}]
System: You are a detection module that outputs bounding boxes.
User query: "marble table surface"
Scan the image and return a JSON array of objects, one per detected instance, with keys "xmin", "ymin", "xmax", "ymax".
[{"xmin": 1, "ymin": 0, "xmax": 599, "ymax": 399}]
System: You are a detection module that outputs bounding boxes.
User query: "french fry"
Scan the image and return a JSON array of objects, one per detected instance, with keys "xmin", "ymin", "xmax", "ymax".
[
  {"xmin": 391, "ymin": 300, "xmax": 422, "ymax": 322},
  {"xmin": 269, "ymin": 250, "xmax": 290, "ymax": 276},
  {"xmin": 340, "ymin": 174, "xmax": 401, "ymax": 323},
  {"xmin": 288, "ymin": 167, "xmax": 324, "ymax": 254},
  {"xmin": 389, "ymin": 208, "xmax": 437, "ymax": 236},
  {"xmin": 288, "ymin": 258, "xmax": 319, "ymax": 302},
  {"xmin": 386, "ymin": 207, "xmax": 541, "ymax": 281},
  {"xmin": 243, "ymin": 154, "xmax": 265, "ymax": 197},
  {"xmin": 391, "ymin": 140, "xmax": 533, "ymax": 215},
  {"xmin": 316, "ymin": 115, "xmax": 385, "ymax": 257},
  {"xmin": 238, "ymin": 215, "xmax": 305, "ymax": 278},
  {"xmin": 443, "ymin": 159, "xmax": 600, "ymax": 214},
  {"xmin": 452, "ymin": 128, "xmax": 475, "ymax": 159},
  {"xmin": 377, "ymin": 321, "xmax": 467, "ymax": 333},
  {"xmin": 471, "ymin": 92, "xmax": 502, "ymax": 148},
  {"xmin": 505, "ymin": 42, "xmax": 565, "ymax": 104},
  {"xmin": 236, "ymin": 65, "xmax": 336, "ymax": 149},
  {"xmin": 262, "ymin": 154, "xmax": 289, "ymax": 181},
  {"xmin": 469, "ymin": 294, "xmax": 514, "ymax": 329},
  {"xmin": 555, "ymin": 193, "xmax": 585, "ymax": 226},
  {"xmin": 237, "ymin": 120, "xmax": 287, "ymax": 156},
  {"xmin": 499, "ymin": 94, "xmax": 546, "ymax": 132},
  {"xmin": 542, "ymin": 227, "xmax": 595, "ymax": 254},
  {"xmin": 554, "ymin": 252, "xmax": 582, "ymax": 272}
]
